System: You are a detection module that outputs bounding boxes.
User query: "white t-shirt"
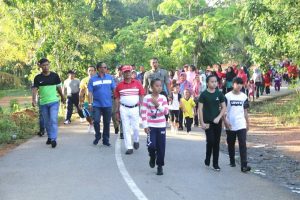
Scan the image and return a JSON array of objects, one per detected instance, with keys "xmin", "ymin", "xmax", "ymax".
[
  {"xmin": 169, "ymin": 93, "xmax": 180, "ymax": 110},
  {"xmin": 225, "ymin": 91, "xmax": 249, "ymax": 131}
]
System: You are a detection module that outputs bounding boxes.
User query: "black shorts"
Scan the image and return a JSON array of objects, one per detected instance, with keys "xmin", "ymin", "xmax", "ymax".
[{"xmin": 170, "ymin": 110, "xmax": 179, "ymax": 123}]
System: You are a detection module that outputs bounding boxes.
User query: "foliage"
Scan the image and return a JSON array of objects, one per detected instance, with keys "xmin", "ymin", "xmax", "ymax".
[
  {"xmin": 0, "ymin": 72, "xmax": 22, "ymax": 89},
  {"xmin": 9, "ymin": 99, "xmax": 20, "ymax": 113}
]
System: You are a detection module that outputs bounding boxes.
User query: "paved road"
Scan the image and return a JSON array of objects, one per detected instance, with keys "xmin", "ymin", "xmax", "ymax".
[{"xmin": 0, "ymin": 122, "xmax": 299, "ymax": 200}]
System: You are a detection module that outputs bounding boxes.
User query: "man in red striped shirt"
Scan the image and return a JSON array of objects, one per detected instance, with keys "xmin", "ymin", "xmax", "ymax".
[{"xmin": 115, "ymin": 65, "xmax": 145, "ymax": 155}]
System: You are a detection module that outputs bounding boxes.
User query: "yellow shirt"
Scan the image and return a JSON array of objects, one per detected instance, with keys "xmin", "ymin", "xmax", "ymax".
[
  {"xmin": 181, "ymin": 97, "xmax": 196, "ymax": 118},
  {"xmin": 80, "ymin": 77, "xmax": 90, "ymax": 102}
]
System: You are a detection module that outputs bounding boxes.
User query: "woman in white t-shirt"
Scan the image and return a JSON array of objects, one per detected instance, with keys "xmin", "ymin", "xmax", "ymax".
[{"xmin": 224, "ymin": 77, "xmax": 251, "ymax": 173}]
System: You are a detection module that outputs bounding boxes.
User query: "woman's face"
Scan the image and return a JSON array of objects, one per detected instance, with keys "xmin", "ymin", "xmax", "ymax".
[
  {"xmin": 152, "ymin": 80, "xmax": 162, "ymax": 93},
  {"xmin": 207, "ymin": 76, "xmax": 218, "ymax": 89},
  {"xmin": 195, "ymin": 75, "xmax": 200, "ymax": 81},
  {"xmin": 228, "ymin": 67, "xmax": 232, "ymax": 72}
]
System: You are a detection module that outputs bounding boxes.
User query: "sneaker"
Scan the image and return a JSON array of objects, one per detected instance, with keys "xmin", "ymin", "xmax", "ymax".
[
  {"xmin": 120, "ymin": 133, "xmax": 124, "ymax": 139},
  {"xmin": 178, "ymin": 127, "xmax": 183, "ymax": 131},
  {"xmin": 88, "ymin": 125, "xmax": 95, "ymax": 134},
  {"xmin": 46, "ymin": 138, "xmax": 51, "ymax": 145},
  {"xmin": 204, "ymin": 159, "xmax": 210, "ymax": 167},
  {"xmin": 125, "ymin": 149, "xmax": 133, "ymax": 155},
  {"xmin": 51, "ymin": 140, "xmax": 57, "ymax": 148},
  {"xmin": 156, "ymin": 166, "xmax": 163, "ymax": 175},
  {"xmin": 241, "ymin": 166, "xmax": 251, "ymax": 173},
  {"xmin": 38, "ymin": 131, "xmax": 45, "ymax": 137},
  {"xmin": 115, "ymin": 127, "xmax": 119, "ymax": 134},
  {"xmin": 64, "ymin": 120, "xmax": 71, "ymax": 125},
  {"xmin": 93, "ymin": 139, "xmax": 99, "ymax": 145},
  {"xmin": 103, "ymin": 142, "xmax": 111, "ymax": 147},
  {"xmin": 230, "ymin": 163, "xmax": 236, "ymax": 167},
  {"xmin": 213, "ymin": 165, "xmax": 221, "ymax": 171},
  {"xmin": 133, "ymin": 142, "xmax": 139, "ymax": 150},
  {"xmin": 149, "ymin": 155, "xmax": 156, "ymax": 168}
]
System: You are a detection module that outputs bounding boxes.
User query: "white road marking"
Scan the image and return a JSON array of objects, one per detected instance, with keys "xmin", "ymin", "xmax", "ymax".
[{"xmin": 115, "ymin": 137, "xmax": 149, "ymax": 200}]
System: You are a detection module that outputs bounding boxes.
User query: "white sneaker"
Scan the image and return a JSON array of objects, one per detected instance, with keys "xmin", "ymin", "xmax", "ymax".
[
  {"xmin": 88, "ymin": 125, "xmax": 95, "ymax": 134},
  {"xmin": 64, "ymin": 120, "xmax": 71, "ymax": 125},
  {"xmin": 80, "ymin": 118, "xmax": 86, "ymax": 123}
]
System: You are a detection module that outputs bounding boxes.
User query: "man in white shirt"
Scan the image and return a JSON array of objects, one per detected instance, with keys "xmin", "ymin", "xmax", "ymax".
[{"xmin": 224, "ymin": 77, "xmax": 251, "ymax": 173}]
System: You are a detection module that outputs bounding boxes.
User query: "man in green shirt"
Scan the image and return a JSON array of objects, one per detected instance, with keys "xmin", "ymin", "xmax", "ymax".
[{"xmin": 32, "ymin": 58, "xmax": 64, "ymax": 148}]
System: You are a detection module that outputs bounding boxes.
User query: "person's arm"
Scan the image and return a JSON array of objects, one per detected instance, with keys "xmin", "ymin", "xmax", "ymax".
[
  {"xmin": 244, "ymin": 108, "xmax": 249, "ymax": 131},
  {"xmin": 79, "ymin": 88, "xmax": 86, "ymax": 107},
  {"xmin": 56, "ymin": 86, "xmax": 65, "ymax": 103},
  {"xmin": 198, "ymin": 102, "xmax": 206, "ymax": 129},
  {"xmin": 32, "ymin": 87, "xmax": 38, "ymax": 107},
  {"xmin": 141, "ymin": 96, "xmax": 149, "ymax": 133},
  {"xmin": 164, "ymin": 71, "xmax": 171, "ymax": 96},
  {"xmin": 213, "ymin": 102, "xmax": 226, "ymax": 124},
  {"xmin": 143, "ymin": 72, "xmax": 148, "ymax": 94}
]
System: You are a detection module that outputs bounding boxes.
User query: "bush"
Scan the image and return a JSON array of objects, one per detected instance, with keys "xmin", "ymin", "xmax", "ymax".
[
  {"xmin": 0, "ymin": 72, "xmax": 21, "ymax": 90},
  {"xmin": 9, "ymin": 99, "xmax": 20, "ymax": 113}
]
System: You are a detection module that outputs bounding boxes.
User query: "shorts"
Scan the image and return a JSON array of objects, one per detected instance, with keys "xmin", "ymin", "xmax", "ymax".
[
  {"xmin": 83, "ymin": 102, "xmax": 92, "ymax": 118},
  {"xmin": 170, "ymin": 110, "xmax": 179, "ymax": 123}
]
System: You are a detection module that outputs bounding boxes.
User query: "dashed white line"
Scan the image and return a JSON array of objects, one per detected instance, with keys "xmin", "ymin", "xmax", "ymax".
[{"xmin": 115, "ymin": 137, "xmax": 149, "ymax": 200}]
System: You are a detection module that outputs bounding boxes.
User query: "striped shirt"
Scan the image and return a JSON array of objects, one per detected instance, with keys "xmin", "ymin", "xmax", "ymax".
[
  {"xmin": 115, "ymin": 79, "xmax": 145, "ymax": 106},
  {"xmin": 141, "ymin": 94, "xmax": 169, "ymax": 128}
]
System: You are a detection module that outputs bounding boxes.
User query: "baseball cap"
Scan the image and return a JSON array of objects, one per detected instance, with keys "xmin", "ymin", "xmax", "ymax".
[{"xmin": 122, "ymin": 65, "xmax": 132, "ymax": 72}]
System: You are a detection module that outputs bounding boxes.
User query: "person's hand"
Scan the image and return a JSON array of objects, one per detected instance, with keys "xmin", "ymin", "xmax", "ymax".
[
  {"xmin": 201, "ymin": 122, "xmax": 207, "ymax": 130},
  {"xmin": 88, "ymin": 104, "xmax": 93, "ymax": 112},
  {"xmin": 213, "ymin": 117, "xmax": 220, "ymax": 124},
  {"xmin": 32, "ymin": 100, "xmax": 37, "ymax": 107},
  {"xmin": 225, "ymin": 120, "xmax": 232, "ymax": 130},
  {"xmin": 144, "ymin": 128, "xmax": 150, "ymax": 134},
  {"xmin": 246, "ymin": 123, "xmax": 249, "ymax": 132},
  {"xmin": 116, "ymin": 112, "xmax": 120, "ymax": 121},
  {"xmin": 79, "ymin": 102, "xmax": 83, "ymax": 108},
  {"xmin": 151, "ymin": 98, "xmax": 160, "ymax": 108}
]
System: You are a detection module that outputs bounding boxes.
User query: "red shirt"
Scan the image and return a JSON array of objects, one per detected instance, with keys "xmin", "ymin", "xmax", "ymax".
[{"xmin": 115, "ymin": 79, "xmax": 145, "ymax": 106}]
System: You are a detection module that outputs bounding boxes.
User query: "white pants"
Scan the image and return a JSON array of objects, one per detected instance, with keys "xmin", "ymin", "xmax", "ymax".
[{"xmin": 120, "ymin": 105, "xmax": 140, "ymax": 150}]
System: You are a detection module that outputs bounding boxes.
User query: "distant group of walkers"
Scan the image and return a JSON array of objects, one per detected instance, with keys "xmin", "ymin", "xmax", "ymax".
[{"xmin": 32, "ymin": 57, "xmax": 299, "ymax": 176}]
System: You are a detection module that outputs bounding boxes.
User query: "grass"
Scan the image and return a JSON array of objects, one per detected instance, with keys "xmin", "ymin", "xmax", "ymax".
[
  {"xmin": 0, "ymin": 88, "xmax": 31, "ymax": 99},
  {"xmin": 250, "ymin": 93, "xmax": 300, "ymax": 126}
]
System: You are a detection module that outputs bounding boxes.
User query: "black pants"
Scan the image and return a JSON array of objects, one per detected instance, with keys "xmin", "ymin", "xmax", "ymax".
[
  {"xmin": 205, "ymin": 121, "xmax": 222, "ymax": 166},
  {"xmin": 255, "ymin": 82, "xmax": 261, "ymax": 98},
  {"xmin": 194, "ymin": 101, "xmax": 199, "ymax": 126},
  {"xmin": 147, "ymin": 127, "xmax": 166, "ymax": 166},
  {"xmin": 265, "ymin": 86, "xmax": 270, "ymax": 94},
  {"xmin": 66, "ymin": 92, "xmax": 84, "ymax": 121},
  {"xmin": 179, "ymin": 108, "xmax": 184, "ymax": 129},
  {"xmin": 226, "ymin": 129, "xmax": 248, "ymax": 167},
  {"xmin": 185, "ymin": 117, "xmax": 193, "ymax": 132}
]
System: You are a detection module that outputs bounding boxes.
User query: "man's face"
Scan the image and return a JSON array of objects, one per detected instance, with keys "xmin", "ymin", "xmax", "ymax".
[
  {"xmin": 88, "ymin": 67, "xmax": 95, "ymax": 77},
  {"xmin": 150, "ymin": 59, "xmax": 158, "ymax": 69},
  {"xmin": 39, "ymin": 62, "xmax": 50, "ymax": 73},
  {"xmin": 68, "ymin": 73, "xmax": 75, "ymax": 79},
  {"xmin": 123, "ymin": 71, "xmax": 132, "ymax": 79},
  {"xmin": 233, "ymin": 83, "xmax": 243, "ymax": 91},
  {"xmin": 98, "ymin": 63, "xmax": 107, "ymax": 73},
  {"xmin": 140, "ymin": 66, "xmax": 145, "ymax": 72}
]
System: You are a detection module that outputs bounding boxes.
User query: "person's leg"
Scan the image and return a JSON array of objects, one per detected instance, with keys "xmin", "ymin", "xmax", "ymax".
[
  {"xmin": 102, "ymin": 107, "xmax": 112, "ymax": 145},
  {"xmin": 156, "ymin": 128, "xmax": 166, "ymax": 167},
  {"xmin": 40, "ymin": 104, "xmax": 50, "ymax": 139},
  {"xmin": 212, "ymin": 122, "xmax": 222, "ymax": 167},
  {"xmin": 120, "ymin": 106, "xmax": 132, "ymax": 150},
  {"xmin": 48, "ymin": 102, "xmax": 59, "ymax": 141},
  {"xmin": 194, "ymin": 103, "xmax": 199, "ymax": 126},
  {"xmin": 73, "ymin": 93, "xmax": 84, "ymax": 118},
  {"xmin": 205, "ymin": 125, "xmax": 214, "ymax": 166},
  {"xmin": 131, "ymin": 107, "xmax": 140, "ymax": 145},
  {"xmin": 112, "ymin": 99, "xmax": 119, "ymax": 134},
  {"xmin": 93, "ymin": 107, "xmax": 101, "ymax": 144},
  {"xmin": 226, "ymin": 130, "xmax": 237, "ymax": 165},
  {"xmin": 186, "ymin": 117, "xmax": 192, "ymax": 133},
  {"xmin": 179, "ymin": 109, "xmax": 184, "ymax": 130},
  {"xmin": 255, "ymin": 82, "xmax": 260, "ymax": 98},
  {"xmin": 147, "ymin": 127, "xmax": 157, "ymax": 167},
  {"xmin": 237, "ymin": 129, "xmax": 248, "ymax": 168},
  {"xmin": 65, "ymin": 96, "xmax": 73, "ymax": 122}
]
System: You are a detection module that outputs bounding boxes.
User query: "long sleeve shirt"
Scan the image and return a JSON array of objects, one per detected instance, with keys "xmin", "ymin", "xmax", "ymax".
[{"xmin": 141, "ymin": 94, "xmax": 169, "ymax": 128}]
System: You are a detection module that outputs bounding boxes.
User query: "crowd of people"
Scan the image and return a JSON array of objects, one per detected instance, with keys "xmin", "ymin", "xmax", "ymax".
[{"xmin": 32, "ymin": 57, "xmax": 299, "ymax": 176}]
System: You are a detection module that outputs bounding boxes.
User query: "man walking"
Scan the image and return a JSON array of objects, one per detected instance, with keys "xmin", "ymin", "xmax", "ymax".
[
  {"xmin": 79, "ymin": 66, "xmax": 96, "ymax": 133},
  {"xmin": 63, "ymin": 70, "xmax": 83, "ymax": 124},
  {"xmin": 32, "ymin": 58, "xmax": 64, "ymax": 148},
  {"xmin": 88, "ymin": 62, "xmax": 116, "ymax": 146},
  {"xmin": 115, "ymin": 65, "xmax": 145, "ymax": 155}
]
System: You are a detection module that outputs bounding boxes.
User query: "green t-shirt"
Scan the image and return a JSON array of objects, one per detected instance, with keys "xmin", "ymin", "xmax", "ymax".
[
  {"xmin": 198, "ymin": 89, "xmax": 225, "ymax": 123},
  {"xmin": 33, "ymin": 72, "xmax": 61, "ymax": 105}
]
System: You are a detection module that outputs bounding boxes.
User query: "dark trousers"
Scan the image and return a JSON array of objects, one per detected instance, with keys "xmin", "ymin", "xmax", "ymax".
[
  {"xmin": 194, "ymin": 102, "xmax": 199, "ymax": 126},
  {"xmin": 205, "ymin": 121, "xmax": 222, "ymax": 166},
  {"xmin": 93, "ymin": 107, "xmax": 112, "ymax": 144},
  {"xmin": 147, "ymin": 127, "xmax": 166, "ymax": 166},
  {"xmin": 179, "ymin": 109, "xmax": 184, "ymax": 129},
  {"xmin": 275, "ymin": 82, "xmax": 280, "ymax": 91},
  {"xmin": 226, "ymin": 129, "xmax": 248, "ymax": 167},
  {"xmin": 185, "ymin": 117, "xmax": 193, "ymax": 132},
  {"xmin": 255, "ymin": 82, "xmax": 261, "ymax": 98},
  {"xmin": 265, "ymin": 86, "xmax": 270, "ymax": 94},
  {"xmin": 66, "ymin": 92, "xmax": 84, "ymax": 120}
]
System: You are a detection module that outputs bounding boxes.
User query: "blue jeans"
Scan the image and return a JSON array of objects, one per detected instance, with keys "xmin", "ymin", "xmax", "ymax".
[
  {"xmin": 40, "ymin": 101, "xmax": 59, "ymax": 141},
  {"xmin": 93, "ymin": 107, "xmax": 112, "ymax": 144}
]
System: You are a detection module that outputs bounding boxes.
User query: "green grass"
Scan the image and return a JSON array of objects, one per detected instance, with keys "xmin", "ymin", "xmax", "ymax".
[
  {"xmin": 0, "ymin": 88, "xmax": 31, "ymax": 99},
  {"xmin": 250, "ymin": 93, "xmax": 300, "ymax": 126}
]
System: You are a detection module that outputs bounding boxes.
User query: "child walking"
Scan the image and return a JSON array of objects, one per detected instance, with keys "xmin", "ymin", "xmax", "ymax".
[
  {"xmin": 199, "ymin": 75, "xmax": 226, "ymax": 171},
  {"xmin": 224, "ymin": 77, "xmax": 251, "ymax": 173},
  {"xmin": 181, "ymin": 89, "xmax": 196, "ymax": 134},
  {"xmin": 274, "ymin": 72, "xmax": 282, "ymax": 91},
  {"xmin": 141, "ymin": 78, "xmax": 169, "ymax": 175},
  {"xmin": 169, "ymin": 84, "xmax": 181, "ymax": 134},
  {"xmin": 248, "ymin": 80, "xmax": 255, "ymax": 102}
]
